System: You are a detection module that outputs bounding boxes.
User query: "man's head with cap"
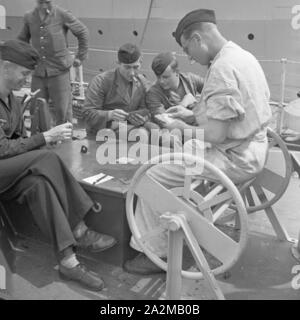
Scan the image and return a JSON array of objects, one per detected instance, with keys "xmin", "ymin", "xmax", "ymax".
[
  {"xmin": 117, "ymin": 43, "xmax": 142, "ymax": 82},
  {"xmin": 0, "ymin": 39, "xmax": 39, "ymax": 91},
  {"xmin": 172, "ymin": 9, "xmax": 223, "ymax": 66},
  {"xmin": 151, "ymin": 52, "xmax": 180, "ymax": 91},
  {"xmin": 36, "ymin": 0, "xmax": 53, "ymax": 14},
  {"xmin": 0, "ymin": 39, "xmax": 39, "ymax": 70},
  {"xmin": 172, "ymin": 9, "xmax": 216, "ymax": 46}
]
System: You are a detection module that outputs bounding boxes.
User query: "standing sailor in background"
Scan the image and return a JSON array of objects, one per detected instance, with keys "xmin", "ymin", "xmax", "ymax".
[
  {"xmin": 145, "ymin": 52, "xmax": 204, "ymax": 147},
  {"xmin": 0, "ymin": 40, "xmax": 116, "ymax": 291},
  {"xmin": 125, "ymin": 9, "xmax": 272, "ymax": 274},
  {"xmin": 17, "ymin": 0, "xmax": 89, "ymax": 125},
  {"xmin": 82, "ymin": 43, "xmax": 151, "ymax": 138}
]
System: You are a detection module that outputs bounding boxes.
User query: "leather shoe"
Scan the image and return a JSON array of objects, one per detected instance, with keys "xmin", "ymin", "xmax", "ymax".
[
  {"xmin": 59, "ymin": 263, "xmax": 104, "ymax": 291},
  {"xmin": 124, "ymin": 253, "xmax": 165, "ymax": 275},
  {"xmin": 76, "ymin": 229, "xmax": 117, "ymax": 252}
]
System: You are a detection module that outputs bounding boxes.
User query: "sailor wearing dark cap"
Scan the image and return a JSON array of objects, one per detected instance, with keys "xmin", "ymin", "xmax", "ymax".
[
  {"xmin": 124, "ymin": 9, "xmax": 273, "ymax": 275},
  {"xmin": 0, "ymin": 39, "xmax": 40, "ymax": 70},
  {"xmin": 82, "ymin": 43, "xmax": 151, "ymax": 137},
  {"xmin": 0, "ymin": 39, "xmax": 116, "ymax": 290},
  {"xmin": 172, "ymin": 9, "xmax": 216, "ymax": 46},
  {"xmin": 146, "ymin": 51, "xmax": 204, "ymax": 119}
]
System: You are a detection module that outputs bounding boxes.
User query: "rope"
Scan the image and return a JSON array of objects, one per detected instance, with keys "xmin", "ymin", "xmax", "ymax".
[{"xmin": 139, "ymin": 0, "xmax": 154, "ymax": 46}]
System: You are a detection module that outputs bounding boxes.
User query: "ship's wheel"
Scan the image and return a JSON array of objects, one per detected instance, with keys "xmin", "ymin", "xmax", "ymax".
[{"xmin": 126, "ymin": 153, "xmax": 248, "ymax": 281}]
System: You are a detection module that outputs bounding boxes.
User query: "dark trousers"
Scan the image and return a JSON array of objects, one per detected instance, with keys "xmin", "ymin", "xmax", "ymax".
[
  {"xmin": 31, "ymin": 72, "xmax": 73, "ymax": 125},
  {"xmin": 0, "ymin": 150, "xmax": 93, "ymax": 252}
]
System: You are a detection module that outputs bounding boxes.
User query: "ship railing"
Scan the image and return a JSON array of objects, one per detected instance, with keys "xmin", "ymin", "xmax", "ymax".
[{"xmin": 70, "ymin": 47, "xmax": 300, "ymax": 133}]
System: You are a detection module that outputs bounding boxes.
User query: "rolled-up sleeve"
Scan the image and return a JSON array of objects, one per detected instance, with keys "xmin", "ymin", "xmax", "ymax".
[{"xmin": 204, "ymin": 67, "xmax": 245, "ymax": 121}]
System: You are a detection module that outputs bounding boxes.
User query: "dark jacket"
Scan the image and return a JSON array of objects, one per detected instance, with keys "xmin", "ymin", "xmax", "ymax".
[
  {"xmin": 82, "ymin": 69, "xmax": 151, "ymax": 136},
  {"xmin": 17, "ymin": 5, "xmax": 89, "ymax": 77},
  {"xmin": 146, "ymin": 72, "xmax": 204, "ymax": 115},
  {"xmin": 0, "ymin": 94, "xmax": 45, "ymax": 159}
]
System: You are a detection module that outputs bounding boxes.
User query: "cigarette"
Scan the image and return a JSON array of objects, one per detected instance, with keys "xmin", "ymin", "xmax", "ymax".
[{"xmin": 23, "ymin": 89, "xmax": 41, "ymax": 104}]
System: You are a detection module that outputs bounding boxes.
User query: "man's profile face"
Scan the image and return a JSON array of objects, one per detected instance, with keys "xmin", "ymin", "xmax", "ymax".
[
  {"xmin": 157, "ymin": 65, "xmax": 179, "ymax": 91},
  {"xmin": 118, "ymin": 58, "xmax": 141, "ymax": 82},
  {"xmin": 5, "ymin": 62, "xmax": 32, "ymax": 91},
  {"xmin": 180, "ymin": 33, "xmax": 210, "ymax": 66}
]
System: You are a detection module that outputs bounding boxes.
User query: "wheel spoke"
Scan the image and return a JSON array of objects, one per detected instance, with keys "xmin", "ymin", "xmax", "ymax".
[
  {"xmin": 197, "ymin": 191, "xmax": 233, "ymax": 211},
  {"xmin": 254, "ymin": 167, "xmax": 286, "ymax": 194},
  {"xmin": 212, "ymin": 200, "xmax": 233, "ymax": 223},
  {"xmin": 183, "ymin": 175, "xmax": 192, "ymax": 200},
  {"xmin": 245, "ymin": 186, "xmax": 255, "ymax": 207},
  {"xmin": 204, "ymin": 184, "xmax": 224, "ymax": 200}
]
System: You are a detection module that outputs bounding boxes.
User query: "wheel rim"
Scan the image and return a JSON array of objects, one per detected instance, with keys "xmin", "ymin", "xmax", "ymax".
[
  {"xmin": 245, "ymin": 128, "xmax": 292, "ymax": 213},
  {"xmin": 126, "ymin": 152, "xmax": 248, "ymax": 280}
]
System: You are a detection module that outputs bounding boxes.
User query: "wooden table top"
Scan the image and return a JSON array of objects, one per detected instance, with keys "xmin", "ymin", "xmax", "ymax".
[{"xmin": 53, "ymin": 139, "xmax": 149, "ymax": 197}]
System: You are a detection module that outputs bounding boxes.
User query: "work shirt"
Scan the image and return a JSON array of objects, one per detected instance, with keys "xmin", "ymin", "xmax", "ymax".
[
  {"xmin": 131, "ymin": 42, "xmax": 273, "ymax": 257},
  {"xmin": 82, "ymin": 68, "xmax": 150, "ymax": 136},
  {"xmin": 194, "ymin": 41, "xmax": 272, "ymax": 178},
  {"xmin": 17, "ymin": 5, "xmax": 89, "ymax": 77},
  {"xmin": 0, "ymin": 93, "xmax": 45, "ymax": 159},
  {"xmin": 146, "ymin": 72, "xmax": 204, "ymax": 115}
]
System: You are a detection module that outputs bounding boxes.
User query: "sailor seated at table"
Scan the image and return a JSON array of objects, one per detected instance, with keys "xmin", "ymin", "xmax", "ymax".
[
  {"xmin": 0, "ymin": 39, "xmax": 116, "ymax": 291},
  {"xmin": 82, "ymin": 43, "xmax": 156, "ymax": 141},
  {"xmin": 147, "ymin": 51, "xmax": 204, "ymax": 122},
  {"xmin": 145, "ymin": 52, "xmax": 204, "ymax": 147},
  {"xmin": 124, "ymin": 8, "xmax": 272, "ymax": 275}
]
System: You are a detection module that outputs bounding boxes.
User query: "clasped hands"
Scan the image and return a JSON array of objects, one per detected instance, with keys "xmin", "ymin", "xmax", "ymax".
[
  {"xmin": 155, "ymin": 93, "xmax": 197, "ymax": 130},
  {"xmin": 155, "ymin": 105, "xmax": 194, "ymax": 130}
]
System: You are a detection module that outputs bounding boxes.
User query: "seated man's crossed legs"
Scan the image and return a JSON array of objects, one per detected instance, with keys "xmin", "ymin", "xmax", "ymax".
[{"xmin": 1, "ymin": 151, "xmax": 117, "ymax": 291}]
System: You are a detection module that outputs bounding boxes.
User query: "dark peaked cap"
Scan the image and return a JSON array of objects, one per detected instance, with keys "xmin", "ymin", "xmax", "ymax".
[
  {"xmin": 172, "ymin": 9, "xmax": 216, "ymax": 46},
  {"xmin": 0, "ymin": 39, "xmax": 39, "ymax": 70},
  {"xmin": 118, "ymin": 43, "xmax": 141, "ymax": 64},
  {"xmin": 152, "ymin": 52, "xmax": 176, "ymax": 76}
]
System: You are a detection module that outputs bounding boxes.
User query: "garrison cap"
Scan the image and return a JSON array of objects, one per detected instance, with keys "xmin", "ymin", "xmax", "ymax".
[
  {"xmin": 151, "ymin": 52, "xmax": 177, "ymax": 76},
  {"xmin": 118, "ymin": 43, "xmax": 141, "ymax": 64},
  {"xmin": 0, "ymin": 39, "xmax": 39, "ymax": 70},
  {"xmin": 172, "ymin": 9, "xmax": 216, "ymax": 46}
]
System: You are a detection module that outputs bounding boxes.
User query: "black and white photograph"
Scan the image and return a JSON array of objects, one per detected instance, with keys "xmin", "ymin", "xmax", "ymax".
[{"xmin": 0, "ymin": 0, "xmax": 299, "ymax": 308}]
